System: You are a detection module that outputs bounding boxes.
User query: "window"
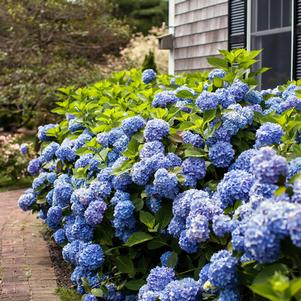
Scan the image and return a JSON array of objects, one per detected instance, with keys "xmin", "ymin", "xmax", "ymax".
[{"xmin": 250, "ymin": 0, "xmax": 292, "ymax": 89}]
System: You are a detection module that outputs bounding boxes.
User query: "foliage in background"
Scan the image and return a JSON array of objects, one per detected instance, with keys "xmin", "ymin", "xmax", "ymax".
[
  {"xmin": 118, "ymin": 26, "xmax": 169, "ymax": 74},
  {"xmin": 0, "ymin": 0, "xmax": 130, "ymax": 130},
  {"xmin": 112, "ymin": 0, "xmax": 168, "ymax": 34},
  {"xmin": 0, "ymin": 133, "xmax": 34, "ymax": 188},
  {"xmin": 142, "ymin": 50, "xmax": 158, "ymax": 72}
]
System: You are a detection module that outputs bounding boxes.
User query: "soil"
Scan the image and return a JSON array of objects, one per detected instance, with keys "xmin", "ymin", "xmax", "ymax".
[{"xmin": 42, "ymin": 229, "xmax": 74, "ymax": 288}]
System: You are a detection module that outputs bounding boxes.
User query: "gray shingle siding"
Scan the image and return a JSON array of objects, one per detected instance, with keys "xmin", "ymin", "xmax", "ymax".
[{"xmin": 172, "ymin": 0, "xmax": 229, "ymax": 73}]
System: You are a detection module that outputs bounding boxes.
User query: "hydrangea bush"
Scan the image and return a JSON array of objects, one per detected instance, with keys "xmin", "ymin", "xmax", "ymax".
[{"xmin": 19, "ymin": 49, "xmax": 301, "ymax": 301}]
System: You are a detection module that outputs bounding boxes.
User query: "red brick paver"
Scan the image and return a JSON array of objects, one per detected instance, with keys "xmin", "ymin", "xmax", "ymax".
[{"xmin": 0, "ymin": 190, "xmax": 59, "ymax": 301}]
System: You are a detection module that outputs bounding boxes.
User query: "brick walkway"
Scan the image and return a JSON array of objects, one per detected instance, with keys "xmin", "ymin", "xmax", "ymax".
[{"xmin": 0, "ymin": 190, "xmax": 60, "ymax": 301}]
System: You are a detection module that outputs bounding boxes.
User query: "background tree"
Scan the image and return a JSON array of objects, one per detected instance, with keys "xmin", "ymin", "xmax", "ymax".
[
  {"xmin": 0, "ymin": 0, "xmax": 130, "ymax": 131},
  {"xmin": 112, "ymin": 0, "xmax": 168, "ymax": 34}
]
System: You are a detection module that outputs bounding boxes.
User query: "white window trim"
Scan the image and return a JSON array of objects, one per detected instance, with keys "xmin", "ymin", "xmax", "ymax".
[{"xmin": 169, "ymin": 0, "xmax": 175, "ymax": 75}]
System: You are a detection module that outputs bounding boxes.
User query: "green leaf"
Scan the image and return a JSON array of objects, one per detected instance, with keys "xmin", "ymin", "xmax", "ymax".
[
  {"xmin": 203, "ymin": 109, "xmax": 216, "ymax": 124},
  {"xmin": 147, "ymin": 238, "xmax": 168, "ymax": 250},
  {"xmin": 91, "ymin": 288, "xmax": 104, "ymax": 297},
  {"xmin": 184, "ymin": 147, "xmax": 206, "ymax": 158},
  {"xmin": 155, "ymin": 202, "xmax": 173, "ymax": 229},
  {"xmin": 290, "ymin": 277, "xmax": 301, "ymax": 296},
  {"xmin": 115, "ymin": 256, "xmax": 135, "ymax": 275},
  {"xmin": 139, "ymin": 211, "xmax": 156, "ymax": 229},
  {"xmin": 176, "ymin": 89, "xmax": 194, "ymax": 99},
  {"xmin": 207, "ymin": 57, "xmax": 228, "ymax": 69},
  {"xmin": 274, "ymin": 186, "xmax": 286, "ymax": 196},
  {"xmin": 125, "ymin": 279, "xmax": 146, "ymax": 291},
  {"xmin": 125, "ymin": 232, "xmax": 154, "ymax": 247}
]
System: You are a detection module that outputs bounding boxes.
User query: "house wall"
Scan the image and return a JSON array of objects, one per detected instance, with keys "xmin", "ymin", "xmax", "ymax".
[{"xmin": 171, "ymin": 0, "xmax": 229, "ymax": 73}]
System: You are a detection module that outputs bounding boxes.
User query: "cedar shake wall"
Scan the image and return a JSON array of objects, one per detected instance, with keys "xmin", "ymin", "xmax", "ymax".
[{"xmin": 173, "ymin": 0, "xmax": 229, "ymax": 73}]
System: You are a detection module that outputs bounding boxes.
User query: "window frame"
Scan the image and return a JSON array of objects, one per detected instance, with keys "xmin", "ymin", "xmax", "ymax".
[{"xmin": 246, "ymin": 0, "xmax": 295, "ymax": 85}]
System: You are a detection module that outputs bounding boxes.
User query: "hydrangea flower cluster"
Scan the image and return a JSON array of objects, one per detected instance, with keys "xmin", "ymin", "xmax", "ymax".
[{"xmin": 18, "ymin": 64, "xmax": 301, "ymax": 300}]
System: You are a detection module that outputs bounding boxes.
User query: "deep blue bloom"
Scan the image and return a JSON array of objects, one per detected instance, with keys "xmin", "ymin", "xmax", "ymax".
[
  {"xmin": 208, "ymin": 69, "xmax": 226, "ymax": 80},
  {"xmin": 144, "ymin": 119, "xmax": 170, "ymax": 142},
  {"xmin": 215, "ymin": 88, "xmax": 236, "ymax": 109},
  {"xmin": 255, "ymin": 122, "xmax": 284, "ymax": 148},
  {"xmin": 18, "ymin": 189, "xmax": 36, "ymax": 211},
  {"xmin": 53, "ymin": 228, "xmax": 67, "ymax": 244},
  {"xmin": 78, "ymin": 244, "xmax": 104, "ymax": 271},
  {"xmin": 146, "ymin": 266, "xmax": 175, "ymax": 292},
  {"xmin": 209, "ymin": 142, "xmax": 235, "ymax": 168},
  {"xmin": 153, "ymin": 168, "xmax": 179, "ymax": 199},
  {"xmin": 244, "ymin": 90, "xmax": 262, "ymax": 104},
  {"xmin": 230, "ymin": 149, "xmax": 258, "ymax": 172},
  {"xmin": 142, "ymin": 69, "xmax": 156, "ymax": 84},
  {"xmin": 83, "ymin": 294, "xmax": 98, "ymax": 301},
  {"xmin": 122, "ymin": 116, "xmax": 145, "ymax": 136},
  {"xmin": 182, "ymin": 131, "xmax": 204, "ymax": 148},
  {"xmin": 27, "ymin": 158, "xmax": 41, "ymax": 175},
  {"xmin": 218, "ymin": 289, "xmax": 241, "ymax": 301},
  {"xmin": 84, "ymin": 200, "xmax": 107, "ymax": 226},
  {"xmin": 196, "ymin": 91, "xmax": 219, "ymax": 112},
  {"xmin": 68, "ymin": 118, "xmax": 85, "ymax": 133},
  {"xmin": 20, "ymin": 143, "xmax": 28, "ymax": 155},
  {"xmin": 161, "ymin": 278, "xmax": 201, "ymax": 301},
  {"xmin": 228, "ymin": 80, "xmax": 249, "ymax": 101},
  {"xmin": 250, "ymin": 147, "xmax": 288, "ymax": 184},
  {"xmin": 152, "ymin": 91, "xmax": 179, "ymax": 108},
  {"xmin": 37, "ymin": 123, "xmax": 57, "ymax": 141},
  {"xmin": 46, "ymin": 206, "xmax": 62, "ymax": 229},
  {"xmin": 140, "ymin": 141, "xmax": 165, "ymax": 159},
  {"xmin": 217, "ymin": 170, "xmax": 255, "ymax": 208}
]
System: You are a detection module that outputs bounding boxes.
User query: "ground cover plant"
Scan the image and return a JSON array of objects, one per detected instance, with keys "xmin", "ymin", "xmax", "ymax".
[{"xmin": 19, "ymin": 49, "xmax": 301, "ymax": 301}]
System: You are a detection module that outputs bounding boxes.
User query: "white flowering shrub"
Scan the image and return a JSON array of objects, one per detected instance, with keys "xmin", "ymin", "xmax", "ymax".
[
  {"xmin": 0, "ymin": 134, "xmax": 33, "ymax": 183},
  {"xmin": 19, "ymin": 49, "xmax": 301, "ymax": 301}
]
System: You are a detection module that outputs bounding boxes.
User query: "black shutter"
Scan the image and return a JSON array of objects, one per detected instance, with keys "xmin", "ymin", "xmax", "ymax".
[
  {"xmin": 294, "ymin": 0, "xmax": 301, "ymax": 79},
  {"xmin": 228, "ymin": 0, "xmax": 247, "ymax": 50}
]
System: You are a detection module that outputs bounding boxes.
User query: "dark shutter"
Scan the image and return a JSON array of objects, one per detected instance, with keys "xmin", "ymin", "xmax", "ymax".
[
  {"xmin": 228, "ymin": 0, "xmax": 247, "ymax": 50},
  {"xmin": 294, "ymin": 0, "xmax": 301, "ymax": 79}
]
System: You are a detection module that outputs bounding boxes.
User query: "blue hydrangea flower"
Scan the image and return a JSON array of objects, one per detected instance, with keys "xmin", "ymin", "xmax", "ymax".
[
  {"xmin": 32, "ymin": 172, "xmax": 48, "ymax": 193},
  {"xmin": 153, "ymin": 168, "xmax": 179, "ymax": 199},
  {"xmin": 152, "ymin": 91, "xmax": 179, "ymax": 108},
  {"xmin": 146, "ymin": 197, "xmax": 161, "ymax": 214},
  {"xmin": 185, "ymin": 214, "xmax": 209, "ymax": 243},
  {"xmin": 144, "ymin": 119, "xmax": 170, "ymax": 142},
  {"xmin": 288, "ymin": 158, "xmax": 301, "ymax": 179},
  {"xmin": 20, "ymin": 143, "xmax": 28, "ymax": 155},
  {"xmin": 215, "ymin": 88, "xmax": 236, "ymax": 109},
  {"xmin": 230, "ymin": 149, "xmax": 257, "ymax": 172},
  {"xmin": 228, "ymin": 80, "xmax": 249, "ymax": 101},
  {"xmin": 160, "ymin": 251, "xmax": 173, "ymax": 267},
  {"xmin": 250, "ymin": 147, "xmax": 288, "ymax": 184},
  {"xmin": 121, "ymin": 116, "xmax": 145, "ymax": 136},
  {"xmin": 37, "ymin": 123, "xmax": 57, "ymax": 141},
  {"xmin": 140, "ymin": 141, "xmax": 165, "ymax": 159},
  {"xmin": 27, "ymin": 158, "xmax": 41, "ymax": 175},
  {"xmin": 182, "ymin": 157, "xmax": 206, "ymax": 180},
  {"xmin": 78, "ymin": 244, "xmax": 104, "ymax": 271},
  {"xmin": 244, "ymin": 90, "xmax": 262, "ymax": 104},
  {"xmin": 89, "ymin": 180, "xmax": 112, "ymax": 200},
  {"xmin": 131, "ymin": 159, "xmax": 155, "ymax": 186},
  {"xmin": 18, "ymin": 189, "xmax": 36, "ymax": 211},
  {"xmin": 84, "ymin": 200, "xmax": 107, "ymax": 226},
  {"xmin": 146, "ymin": 267, "xmax": 175, "ymax": 292},
  {"xmin": 71, "ymin": 216, "xmax": 94, "ymax": 242},
  {"xmin": 52, "ymin": 182, "xmax": 73, "ymax": 208},
  {"xmin": 196, "ymin": 91, "xmax": 219, "ymax": 112},
  {"xmin": 182, "ymin": 131, "xmax": 204, "ymax": 148},
  {"xmin": 209, "ymin": 142, "xmax": 235, "ymax": 168},
  {"xmin": 68, "ymin": 119, "xmax": 84, "ymax": 133},
  {"xmin": 161, "ymin": 278, "xmax": 201, "ymax": 301},
  {"xmin": 62, "ymin": 240, "xmax": 84, "ymax": 264},
  {"xmin": 287, "ymin": 208, "xmax": 301, "ymax": 248},
  {"xmin": 217, "ymin": 170, "xmax": 255, "ymax": 208},
  {"xmin": 46, "ymin": 206, "xmax": 62, "ymax": 229},
  {"xmin": 207, "ymin": 250, "xmax": 238, "ymax": 289},
  {"xmin": 213, "ymin": 214, "xmax": 234, "ymax": 237},
  {"xmin": 208, "ymin": 69, "xmax": 226, "ymax": 80},
  {"xmin": 55, "ymin": 143, "xmax": 77, "ymax": 162},
  {"xmin": 47, "ymin": 172, "xmax": 57, "ymax": 184},
  {"xmin": 73, "ymin": 133, "xmax": 92, "ymax": 150},
  {"xmin": 83, "ymin": 294, "xmax": 98, "ymax": 301},
  {"xmin": 255, "ymin": 122, "xmax": 284, "ymax": 148},
  {"xmin": 53, "ymin": 228, "xmax": 67, "ymax": 244},
  {"xmin": 142, "ymin": 69, "xmax": 156, "ymax": 84},
  {"xmin": 278, "ymin": 95, "xmax": 301, "ymax": 113},
  {"xmin": 218, "ymin": 289, "xmax": 241, "ymax": 301}
]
